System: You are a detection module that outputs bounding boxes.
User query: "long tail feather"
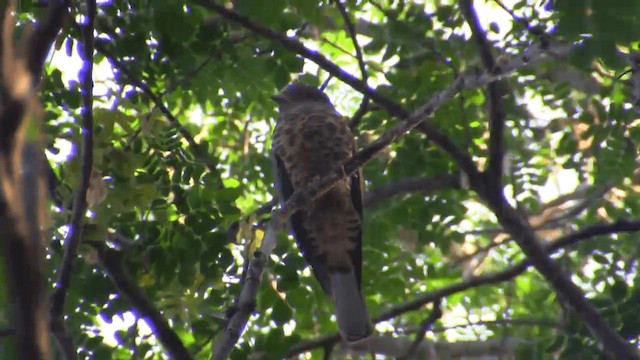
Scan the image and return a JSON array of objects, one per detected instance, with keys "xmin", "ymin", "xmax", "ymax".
[{"xmin": 330, "ymin": 272, "xmax": 372, "ymax": 342}]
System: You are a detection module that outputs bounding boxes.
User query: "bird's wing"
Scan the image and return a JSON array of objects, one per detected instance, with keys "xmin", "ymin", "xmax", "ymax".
[
  {"xmin": 271, "ymin": 149, "xmax": 332, "ymax": 293},
  {"xmin": 349, "ymin": 165, "xmax": 364, "ymax": 289}
]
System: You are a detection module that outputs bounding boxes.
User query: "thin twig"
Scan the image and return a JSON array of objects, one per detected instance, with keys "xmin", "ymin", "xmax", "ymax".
[
  {"xmin": 334, "ymin": 1, "xmax": 370, "ymax": 130},
  {"xmin": 493, "ymin": 0, "xmax": 535, "ymax": 34},
  {"xmin": 92, "ymin": 40, "xmax": 223, "ymax": 185},
  {"xmin": 363, "ymin": 174, "xmax": 459, "ymax": 207},
  {"xmin": 399, "ymin": 298, "xmax": 443, "ymax": 360}
]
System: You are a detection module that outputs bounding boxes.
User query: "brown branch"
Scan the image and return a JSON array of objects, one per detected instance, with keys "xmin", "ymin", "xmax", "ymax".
[
  {"xmin": 431, "ymin": 318, "xmax": 563, "ymax": 333},
  {"xmin": 334, "ymin": 1, "xmax": 370, "ymax": 130},
  {"xmin": 363, "ymin": 173, "xmax": 460, "ymax": 207},
  {"xmin": 0, "ymin": 328, "xmax": 14, "ymax": 337},
  {"xmin": 50, "ymin": 8, "xmax": 95, "ymax": 359},
  {"xmin": 477, "ymin": 188, "xmax": 638, "ymax": 359},
  {"xmin": 493, "ymin": 0, "xmax": 537, "ymax": 35},
  {"xmin": 460, "ymin": 0, "xmax": 505, "ymax": 191},
  {"xmin": 454, "ymin": 183, "xmax": 612, "ymax": 265},
  {"xmin": 26, "ymin": 0, "xmax": 70, "ymax": 83},
  {"xmin": 92, "ymin": 243, "xmax": 194, "ymax": 360},
  {"xmin": 287, "ymin": 219, "xmax": 640, "ymax": 356},
  {"xmin": 0, "ymin": 1, "xmax": 69, "ymax": 359}
]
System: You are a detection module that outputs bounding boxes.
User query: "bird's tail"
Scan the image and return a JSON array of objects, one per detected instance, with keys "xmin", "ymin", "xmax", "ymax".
[{"xmin": 330, "ymin": 272, "xmax": 373, "ymax": 342}]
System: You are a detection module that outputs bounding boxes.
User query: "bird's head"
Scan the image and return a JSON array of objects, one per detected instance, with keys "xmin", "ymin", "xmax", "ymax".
[{"xmin": 272, "ymin": 83, "xmax": 333, "ymax": 111}]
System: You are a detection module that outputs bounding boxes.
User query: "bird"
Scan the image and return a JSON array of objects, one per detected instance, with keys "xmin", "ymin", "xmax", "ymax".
[{"xmin": 271, "ymin": 83, "xmax": 372, "ymax": 342}]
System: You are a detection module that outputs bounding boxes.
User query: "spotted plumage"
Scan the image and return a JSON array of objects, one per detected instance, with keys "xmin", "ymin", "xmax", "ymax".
[{"xmin": 271, "ymin": 83, "xmax": 372, "ymax": 342}]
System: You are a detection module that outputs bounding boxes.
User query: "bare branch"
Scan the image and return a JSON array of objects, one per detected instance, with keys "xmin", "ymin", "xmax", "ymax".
[
  {"xmin": 476, "ymin": 193, "xmax": 637, "ymax": 358},
  {"xmin": 454, "ymin": 183, "xmax": 612, "ymax": 265},
  {"xmin": 431, "ymin": 318, "xmax": 563, "ymax": 333},
  {"xmin": 363, "ymin": 174, "xmax": 460, "ymax": 208},
  {"xmin": 300, "ymin": 334, "xmax": 519, "ymax": 359},
  {"xmin": 50, "ymin": 6, "xmax": 96, "ymax": 354}
]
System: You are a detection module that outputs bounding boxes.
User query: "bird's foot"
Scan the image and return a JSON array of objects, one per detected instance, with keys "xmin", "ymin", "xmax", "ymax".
[
  {"xmin": 293, "ymin": 187, "xmax": 314, "ymax": 211},
  {"xmin": 335, "ymin": 163, "xmax": 348, "ymax": 179}
]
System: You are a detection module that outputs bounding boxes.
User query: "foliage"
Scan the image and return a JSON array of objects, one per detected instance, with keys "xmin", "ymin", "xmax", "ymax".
[{"xmin": 1, "ymin": 0, "xmax": 640, "ymax": 359}]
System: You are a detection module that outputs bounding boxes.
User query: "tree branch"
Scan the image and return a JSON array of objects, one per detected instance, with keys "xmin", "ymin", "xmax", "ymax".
[
  {"xmin": 287, "ymin": 219, "xmax": 640, "ymax": 356},
  {"xmin": 211, "ymin": 216, "xmax": 283, "ymax": 359},
  {"xmin": 92, "ymin": 243, "xmax": 194, "ymax": 360},
  {"xmin": 460, "ymin": 0, "xmax": 506, "ymax": 191},
  {"xmin": 400, "ymin": 299, "xmax": 443, "ymax": 360},
  {"xmin": 50, "ymin": 6, "xmax": 95, "ymax": 359},
  {"xmin": 26, "ymin": 0, "xmax": 70, "ymax": 83},
  {"xmin": 363, "ymin": 174, "xmax": 460, "ymax": 207},
  {"xmin": 333, "ymin": 1, "xmax": 369, "ymax": 130},
  {"xmin": 0, "ymin": 0, "xmax": 68, "ymax": 358},
  {"xmin": 476, "ymin": 190, "xmax": 637, "ymax": 358}
]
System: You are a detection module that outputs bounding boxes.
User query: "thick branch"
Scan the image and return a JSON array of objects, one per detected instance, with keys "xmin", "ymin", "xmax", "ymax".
[
  {"xmin": 460, "ymin": 0, "xmax": 506, "ymax": 190},
  {"xmin": 212, "ymin": 217, "xmax": 283, "ymax": 359},
  {"xmin": 477, "ymin": 187, "xmax": 637, "ymax": 359},
  {"xmin": 0, "ymin": 1, "xmax": 69, "ymax": 359},
  {"xmin": 26, "ymin": 0, "xmax": 70, "ymax": 82}
]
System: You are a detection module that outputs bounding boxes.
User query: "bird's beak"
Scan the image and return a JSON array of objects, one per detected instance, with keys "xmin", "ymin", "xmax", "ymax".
[{"xmin": 271, "ymin": 94, "xmax": 285, "ymax": 104}]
